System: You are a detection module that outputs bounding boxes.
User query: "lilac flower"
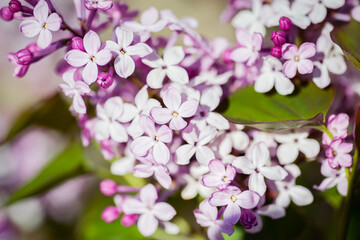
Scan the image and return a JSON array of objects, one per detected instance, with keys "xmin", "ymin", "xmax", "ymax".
[
  {"xmin": 18, "ymin": 0, "xmax": 61, "ymax": 49},
  {"xmin": 111, "ymin": 147, "xmax": 136, "ymax": 176},
  {"xmin": 298, "ymin": 0, "xmax": 345, "ymax": 24},
  {"xmin": 274, "ymin": 130, "xmax": 320, "ymax": 165},
  {"xmin": 314, "ymin": 160, "xmax": 348, "ymax": 196},
  {"xmin": 65, "ymin": 31, "xmax": 112, "ymax": 85},
  {"xmin": 230, "ymin": 28, "xmax": 263, "ymax": 66},
  {"xmin": 326, "ymin": 138, "xmax": 353, "ymax": 169},
  {"xmin": 131, "ymin": 115, "xmax": 173, "ymax": 165},
  {"xmin": 282, "ymin": 42, "xmax": 316, "ymax": 78},
  {"xmin": 142, "ymin": 46, "xmax": 189, "ymax": 89},
  {"xmin": 275, "ymin": 164, "xmax": 314, "ymax": 207},
  {"xmin": 106, "ymin": 27, "xmax": 152, "ymax": 78},
  {"xmin": 59, "ymin": 69, "xmax": 90, "ymax": 114},
  {"xmin": 134, "ymin": 154, "xmax": 172, "ymax": 189},
  {"xmin": 7, "ymin": 43, "xmax": 39, "ymax": 77},
  {"xmin": 122, "ymin": 184, "xmax": 176, "ymax": 236},
  {"xmin": 194, "ymin": 199, "xmax": 234, "ymax": 240},
  {"xmin": 254, "ymin": 56, "xmax": 294, "ymax": 95},
  {"xmin": 209, "ymin": 186, "xmax": 260, "ymax": 224},
  {"xmin": 85, "ymin": 0, "xmax": 113, "ymax": 10},
  {"xmin": 201, "ymin": 159, "xmax": 236, "ymax": 190},
  {"xmin": 94, "ymin": 97, "xmax": 137, "ymax": 142},
  {"xmin": 232, "ymin": 142, "xmax": 288, "ymax": 196},
  {"xmin": 322, "ymin": 113, "xmax": 349, "ymax": 145},
  {"xmin": 176, "ymin": 124, "xmax": 217, "ymax": 165},
  {"xmin": 123, "ymin": 7, "xmax": 167, "ymax": 42},
  {"xmin": 150, "ymin": 87, "xmax": 198, "ymax": 130}
]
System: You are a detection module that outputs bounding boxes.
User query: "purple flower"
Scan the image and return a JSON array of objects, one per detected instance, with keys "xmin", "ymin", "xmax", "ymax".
[
  {"xmin": 150, "ymin": 87, "xmax": 198, "ymax": 130},
  {"xmin": 232, "ymin": 142, "xmax": 288, "ymax": 196},
  {"xmin": 230, "ymin": 28, "xmax": 263, "ymax": 66},
  {"xmin": 326, "ymin": 138, "xmax": 353, "ymax": 169},
  {"xmin": 209, "ymin": 186, "xmax": 260, "ymax": 224},
  {"xmin": 85, "ymin": 0, "xmax": 113, "ymax": 10},
  {"xmin": 322, "ymin": 113, "xmax": 349, "ymax": 145},
  {"xmin": 19, "ymin": 0, "xmax": 62, "ymax": 49},
  {"xmin": 131, "ymin": 115, "xmax": 173, "ymax": 165},
  {"xmin": 201, "ymin": 159, "xmax": 236, "ymax": 190},
  {"xmin": 194, "ymin": 199, "xmax": 234, "ymax": 240},
  {"xmin": 142, "ymin": 46, "xmax": 189, "ymax": 89},
  {"xmin": 123, "ymin": 7, "xmax": 167, "ymax": 42},
  {"xmin": 65, "ymin": 30, "xmax": 112, "ymax": 85},
  {"xmin": 282, "ymin": 42, "xmax": 316, "ymax": 78},
  {"xmin": 240, "ymin": 209, "xmax": 258, "ymax": 230},
  {"xmin": 59, "ymin": 69, "xmax": 91, "ymax": 114},
  {"xmin": 106, "ymin": 27, "xmax": 152, "ymax": 78},
  {"xmin": 123, "ymin": 184, "xmax": 176, "ymax": 236}
]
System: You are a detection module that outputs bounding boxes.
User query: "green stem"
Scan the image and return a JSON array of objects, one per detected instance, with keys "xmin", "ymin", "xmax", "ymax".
[{"xmin": 337, "ymin": 148, "xmax": 359, "ymax": 240}]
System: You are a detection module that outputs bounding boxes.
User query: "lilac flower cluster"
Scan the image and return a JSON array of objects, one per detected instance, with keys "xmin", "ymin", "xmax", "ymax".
[{"xmin": 1, "ymin": 0, "xmax": 359, "ymax": 239}]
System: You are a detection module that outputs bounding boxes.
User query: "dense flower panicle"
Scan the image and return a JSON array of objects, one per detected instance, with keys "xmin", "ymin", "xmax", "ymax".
[{"xmin": 2, "ymin": 0, "xmax": 359, "ymax": 237}]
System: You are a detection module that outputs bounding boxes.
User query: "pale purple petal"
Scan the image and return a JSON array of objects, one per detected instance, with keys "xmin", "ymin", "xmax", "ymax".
[
  {"xmin": 131, "ymin": 136, "xmax": 154, "ymax": 156},
  {"xmin": 146, "ymin": 68, "xmax": 166, "ymax": 89},
  {"xmin": 65, "ymin": 49, "xmax": 90, "ymax": 67},
  {"xmin": 46, "ymin": 13, "xmax": 61, "ymax": 31},
  {"xmin": 230, "ymin": 47, "xmax": 252, "ymax": 63},
  {"xmin": 154, "ymin": 167, "xmax": 172, "ymax": 189},
  {"xmin": 94, "ymin": 121, "xmax": 110, "ymax": 140},
  {"xmin": 157, "ymin": 125, "xmax": 173, "ymax": 143},
  {"xmin": 114, "ymin": 53, "xmax": 135, "ymax": 78},
  {"xmin": 140, "ymin": 184, "xmax": 158, "ymax": 206},
  {"xmin": 95, "ymin": 49, "xmax": 112, "ymax": 66},
  {"xmin": 34, "ymin": 0, "xmax": 49, "ymax": 23},
  {"xmin": 37, "ymin": 29, "xmax": 52, "ymax": 49},
  {"xmin": 19, "ymin": 19, "xmax": 42, "ymax": 38},
  {"xmin": 282, "ymin": 60, "xmax": 297, "ymax": 78},
  {"xmin": 83, "ymin": 30, "xmax": 101, "ymax": 56},
  {"xmin": 209, "ymin": 191, "xmax": 230, "ymax": 206},
  {"xmin": 153, "ymin": 202, "xmax": 176, "ymax": 221},
  {"xmin": 150, "ymin": 107, "xmax": 172, "ymax": 124},
  {"xmin": 298, "ymin": 42, "xmax": 316, "ymax": 59},
  {"xmin": 298, "ymin": 138, "xmax": 320, "ymax": 158},
  {"xmin": 237, "ymin": 190, "xmax": 260, "ymax": 209},
  {"xmin": 147, "ymin": 19, "xmax": 167, "ymax": 32},
  {"xmin": 282, "ymin": 44, "xmax": 298, "ymax": 60},
  {"xmin": 164, "ymin": 87, "xmax": 181, "ymax": 111},
  {"xmin": 82, "ymin": 61, "xmax": 98, "ymax": 85},
  {"xmin": 223, "ymin": 202, "xmax": 241, "ymax": 224},
  {"xmin": 123, "ymin": 198, "xmax": 145, "ymax": 214},
  {"xmin": 139, "ymin": 115, "xmax": 156, "ymax": 137},
  {"xmin": 126, "ymin": 43, "xmax": 153, "ymax": 57},
  {"xmin": 208, "ymin": 159, "xmax": 225, "ymax": 176},
  {"xmin": 297, "ymin": 59, "xmax": 314, "ymax": 75},
  {"xmin": 166, "ymin": 66, "xmax": 189, "ymax": 84},
  {"xmin": 141, "ymin": 7, "xmax": 159, "ymax": 25},
  {"xmin": 260, "ymin": 166, "xmax": 288, "ymax": 181},
  {"xmin": 115, "ymin": 27, "xmax": 133, "ymax": 49},
  {"xmin": 72, "ymin": 94, "xmax": 86, "ymax": 114},
  {"xmin": 232, "ymin": 156, "xmax": 255, "ymax": 174},
  {"xmin": 251, "ymin": 142, "xmax": 269, "ymax": 168},
  {"xmin": 153, "ymin": 142, "xmax": 170, "ymax": 164},
  {"xmin": 169, "ymin": 117, "xmax": 187, "ymax": 130},
  {"xmin": 176, "ymin": 144, "xmax": 196, "ymax": 165},
  {"xmin": 163, "ymin": 46, "xmax": 185, "ymax": 65},
  {"xmin": 104, "ymin": 97, "xmax": 123, "ymax": 120},
  {"xmin": 235, "ymin": 28, "xmax": 252, "ymax": 47},
  {"xmin": 249, "ymin": 172, "xmax": 266, "ymax": 196},
  {"xmin": 178, "ymin": 99, "xmax": 198, "ymax": 118},
  {"xmin": 202, "ymin": 174, "xmax": 222, "ymax": 188},
  {"xmin": 118, "ymin": 103, "xmax": 138, "ymax": 123},
  {"xmin": 206, "ymin": 112, "xmax": 230, "ymax": 130},
  {"xmin": 138, "ymin": 212, "xmax": 158, "ymax": 236},
  {"xmin": 109, "ymin": 122, "xmax": 128, "ymax": 142},
  {"xmin": 196, "ymin": 146, "xmax": 215, "ymax": 166}
]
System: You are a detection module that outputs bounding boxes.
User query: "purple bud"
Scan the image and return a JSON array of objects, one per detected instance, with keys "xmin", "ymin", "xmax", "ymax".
[
  {"xmin": 279, "ymin": 16, "xmax": 292, "ymax": 31},
  {"xmin": 71, "ymin": 37, "xmax": 85, "ymax": 51},
  {"xmin": 121, "ymin": 214, "xmax": 137, "ymax": 227},
  {"xmin": 100, "ymin": 179, "xmax": 117, "ymax": 196},
  {"xmin": 0, "ymin": 7, "xmax": 14, "ymax": 21},
  {"xmin": 270, "ymin": 30, "xmax": 286, "ymax": 46},
  {"xmin": 9, "ymin": 0, "xmax": 22, "ymax": 13},
  {"xmin": 240, "ymin": 210, "xmax": 258, "ymax": 230},
  {"xmin": 222, "ymin": 49, "xmax": 233, "ymax": 63},
  {"xmin": 15, "ymin": 49, "xmax": 33, "ymax": 65},
  {"xmin": 97, "ymin": 72, "xmax": 114, "ymax": 88},
  {"xmin": 101, "ymin": 206, "xmax": 120, "ymax": 223},
  {"xmin": 270, "ymin": 46, "xmax": 282, "ymax": 58},
  {"xmin": 26, "ymin": 43, "xmax": 40, "ymax": 53}
]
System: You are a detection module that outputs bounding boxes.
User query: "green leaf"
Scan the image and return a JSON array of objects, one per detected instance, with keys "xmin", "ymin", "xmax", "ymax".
[
  {"xmin": 331, "ymin": 19, "xmax": 360, "ymax": 70},
  {"xmin": 6, "ymin": 142, "xmax": 87, "ymax": 205},
  {"xmin": 221, "ymin": 82, "xmax": 334, "ymax": 131},
  {"xmin": 2, "ymin": 94, "xmax": 76, "ymax": 143}
]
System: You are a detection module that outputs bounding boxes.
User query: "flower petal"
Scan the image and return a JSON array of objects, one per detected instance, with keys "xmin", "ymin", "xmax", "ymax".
[
  {"xmin": 126, "ymin": 43, "xmax": 153, "ymax": 57},
  {"xmin": 19, "ymin": 19, "xmax": 42, "ymax": 38},
  {"xmin": 115, "ymin": 27, "xmax": 133, "ymax": 49},
  {"xmin": 223, "ymin": 203, "xmax": 241, "ymax": 225},
  {"xmin": 65, "ymin": 49, "xmax": 90, "ymax": 67},
  {"xmin": 140, "ymin": 184, "xmax": 158, "ymax": 206},
  {"xmin": 237, "ymin": 190, "xmax": 260, "ymax": 209},
  {"xmin": 153, "ymin": 202, "xmax": 176, "ymax": 221},
  {"xmin": 249, "ymin": 172, "xmax": 266, "ymax": 196},
  {"xmin": 138, "ymin": 212, "xmax": 158, "ymax": 237},
  {"xmin": 46, "ymin": 13, "xmax": 62, "ymax": 31},
  {"xmin": 37, "ymin": 29, "xmax": 52, "ymax": 49},
  {"xmin": 83, "ymin": 30, "xmax": 101, "ymax": 56},
  {"xmin": 176, "ymin": 144, "xmax": 196, "ymax": 165},
  {"xmin": 114, "ymin": 53, "xmax": 135, "ymax": 78},
  {"xmin": 131, "ymin": 136, "xmax": 154, "ymax": 156},
  {"xmin": 164, "ymin": 46, "xmax": 185, "ymax": 65},
  {"xmin": 95, "ymin": 49, "xmax": 112, "ymax": 66},
  {"xmin": 82, "ymin": 61, "xmax": 98, "ymax": 85},
  {"xmin": 146, "ymin": 68, "xmax": 166, "ymax": 89},
  {"xmin": 153, "ymin": 142, "xmax": 170, "ymax": 164},
  {"xmin": 34, "ymin": 0, "xmax": 48, "ymax": 23},
  {"xmin": 178, "ymin": 99, "xmax": 198, "ymax": 118},
  {"xmin": 109, "ymin": 122, "xmax": 128, "ymax": 142},
  {"xmin": 166, "ymin": 66, "xmax": 189, "ymax": 84}
]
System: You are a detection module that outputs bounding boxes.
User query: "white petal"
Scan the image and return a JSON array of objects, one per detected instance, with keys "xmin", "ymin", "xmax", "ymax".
[
  {"xmin": 146, "ymin": 68, "xmax": 166, "ymax": 89},
  {"xmin": 166, "ymin": 66, "xmax": 189, "ymax": 84},
  {"xmin": 164, "ymin": 46, "xmax": 185, "ymax": 65}
]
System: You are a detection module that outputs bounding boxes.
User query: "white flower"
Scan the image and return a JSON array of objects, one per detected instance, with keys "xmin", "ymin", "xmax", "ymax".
[{"xmin": 297, "ymin": 0, "xmax": 345, "ymax": 24}]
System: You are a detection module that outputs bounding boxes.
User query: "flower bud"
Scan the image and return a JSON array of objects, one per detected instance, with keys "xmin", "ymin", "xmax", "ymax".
[
  {"xmin": 121, "ymin": 214, "xmax": 137, "ymax": 227},
  {"xmin": 97, "ymin": 72, "xmax": 114, "ymax": 88},
  {"xmin": 100, "ymin": 179, "xmax": 117, "ymax": 196},
  {"xmin": 270, "ymin": 46, "xmax": 282, "ymax": 58},
  {"xmin": 222, "ymin": 48, "xmax": 233, "ymax": 63},
  {"xmin": 0, "ymin": 7, "xmax": 14, "ymax": 21},
  {"xmin": 240, "ymin": 210, "xmax": 258, "ymax": 230},
  {"xmin": 101, "ymin": 206, "xmax": 120, "ymax": 223},
  {"xmin": 9, "ymin": 0, "xmax": 22, "ymax": 13},
  {"xmin": 71, "ymin": 36, "xmax": 85, "ymax": 51},
  {"xmin": 279, "ymin": 16, "xmax": 292, "ymax": 31},
  {"xmin": 270, "ymin": 30, "xmax": 286, "ymax": 46},
  {"xmin": 15, "ymin": 49, "xmax": 33, "ymax": 65}
]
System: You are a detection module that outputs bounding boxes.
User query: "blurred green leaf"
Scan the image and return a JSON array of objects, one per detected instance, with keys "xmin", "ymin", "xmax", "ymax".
[
  {"xmin": 331, "ymin": 19, "xmax": 360, "ymax": 70},
  {"xmin": 2, "ymin": 93, "xmax": 76, "ymax": 143},
  {"xmin": 221, "ymin": 82, "xmax": 334, "ymax": 131},
  {"xmin": 223, "ymin": 226, "xmax": 244, "ymax": 240},
  {"xmin": 6, "ymin": 142, "xmax": 87, "ymax": 205}
]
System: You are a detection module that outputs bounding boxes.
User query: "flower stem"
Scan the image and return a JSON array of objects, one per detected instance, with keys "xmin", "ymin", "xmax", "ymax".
[{"xmin": 337, "ymin": 148, "xmax": 359, "ymax": 240}]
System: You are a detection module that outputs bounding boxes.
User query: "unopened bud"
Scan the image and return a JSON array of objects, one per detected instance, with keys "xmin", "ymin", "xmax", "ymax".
[
  {"xmin": 0, "ymin": 7, "xmax": 14, "ymax": 21},
  {"xmin": 15, "ymin": 49, "xmax": 33, "ymax": 65},
  {"xmin": 97, "ymin": 72, "xmax": 114, "ymax": 88},
  {"xmin": 71, "ymin": 37, "xmax": 85, "ymax": 51},
  {"xmin": 100, "ymin": 179, "xmax": 117, "ymax": 196},
  {"xmin": 101, "ymin": 206, "xmax": 120, "ymax": 223},
  {"xmin": 270, "ymin": 46, "xmax": 282, "ymax": 58},
  {"xmin": 271, "ymin": 30, "xmax": 286, "ymax": 46},
  {"xmin": 121, "ymin": 214, "xmax": 137, "ymax": 227},
  {"xmin": 279, "ymin": 16, "xmax": 292, "ymax": 31},
  {"xmin": 9, "ymin": 0, "xmax": 22, "ymax": 13}
]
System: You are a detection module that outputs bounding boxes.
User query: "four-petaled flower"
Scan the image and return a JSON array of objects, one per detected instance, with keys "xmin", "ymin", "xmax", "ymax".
[
  {"xmin": 326, "ymin": 138, "xmax": 353, "ymax": 169},
  {"xmin": 201, "ymin": 159, "xmax": 236, "ymax": 190},
  {"xmin": 85, "ymin": 0, "xmax": 113, "ymax": 10}
]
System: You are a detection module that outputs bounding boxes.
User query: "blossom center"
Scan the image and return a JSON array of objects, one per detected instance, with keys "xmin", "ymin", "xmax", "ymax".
[
  {"xmin": 222, "ymin": 176, "xmax": 228, "ymax": 182},
  {"xmin": 294, "ymin": 55, "xmax": 300, "ymax": 62},
  {"xmin": 230, "ymin": 195, "xmax": 237, "ymax": 202},
  {"xmin": 91, "ymin": 56, "xmax": 96, "ymax": 62},
  {"xmin": 172, "ymin": 112, "xmax": 178, "ymax": 117},
  {"xmin": 43, "ymin": 23, "xmax": 48, "ymax": 29},
  {"xmin": 155, "ymin": 136, "xmax": 159, "ymax": 141},
  {"xmin": 120, "ymin": 50, "xmax": 125, "ymax": 55},
  {"xmin": 332, "ymin": 150, "xmax": 337, "ymax": 156}
]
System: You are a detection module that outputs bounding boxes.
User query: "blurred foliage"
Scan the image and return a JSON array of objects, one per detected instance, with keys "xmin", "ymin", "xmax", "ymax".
[{"xmin": 221, "ymin": 81, "xmax": 334, "ymax": 131}]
